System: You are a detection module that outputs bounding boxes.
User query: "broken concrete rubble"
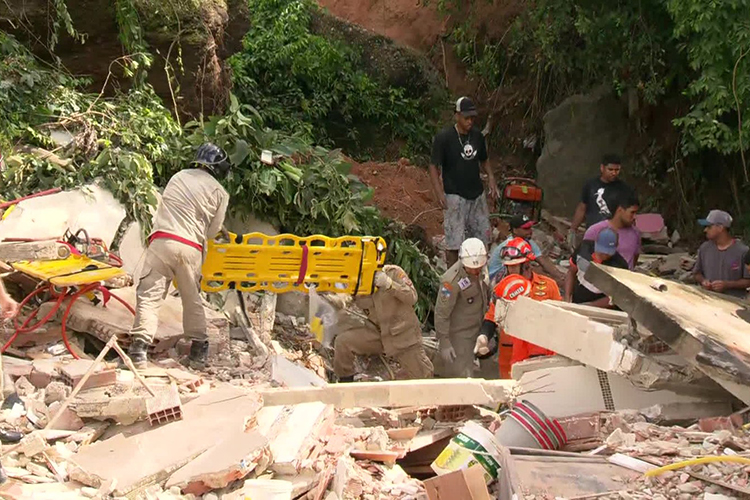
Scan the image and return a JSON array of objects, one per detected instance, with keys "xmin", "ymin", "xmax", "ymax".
[
  {"xmin": 59, "ymin": 359, "xmax": 117, "ymax": 391},
  {"xmin": 515, "ymin": 360, "xmax": 732, "ymax": 420},
  {"xmin": 4, "ymin": 185, "xmax": 750, "ymax": 499},
  {"xmin": 586, "ymin": 263, "xmax": 750, "ymax": 406},
  {"xmin": 68, "ymin": 386, "xmax": 264, "ymax": 496},
  {"xmin": 505, "ymin": 297, "xmax": 730, "ymax": 398},
  {"xmin": 256, "ymin": 401, "xmax": 334, "ymax": 475}
]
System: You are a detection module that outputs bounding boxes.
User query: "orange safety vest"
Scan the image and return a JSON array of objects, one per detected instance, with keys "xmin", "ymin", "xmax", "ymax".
[{"xmin": 487, "ymin": 272, "xmax": 562, "ymax": 378}]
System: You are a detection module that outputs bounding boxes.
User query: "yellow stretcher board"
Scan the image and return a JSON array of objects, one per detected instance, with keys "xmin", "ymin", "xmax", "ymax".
[
  {"xmin": 201, "ymin": 232, "xmax": 387, "ymax": 295},
  {"xmin": 12, "ymin": 254, "xmax": 126, "ymax": 287}
]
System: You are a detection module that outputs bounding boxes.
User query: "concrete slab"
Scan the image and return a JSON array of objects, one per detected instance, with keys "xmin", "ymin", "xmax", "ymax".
[
  {"xmin": 224, "ymin": 479, "xmax": 294, "ymax": 500},
  {"xmin": 0, "ymin": 183, "xmax": 126, "ymax": 245},
  {"xmin": 68, "ymin": 386, "xmax": 264, "ymax": 496},
  {"xmin": 586, "ymin": 263, "xmax": 750, "ymax": 405},
  {"xmin": 505, "ymin": 297, "xmax": 722, "ymax": 395},
  {"xmin": 165, "ymin": 429, "xmax": 269, "ymax": 495},
  {"xmin": 517, "ymin": 362, "xmax": 732, "ymax": 419},
  {"xmin": 259, "ymin": 379, "xmax": 518, "ymax": 408},
  {"xmin": 271, "ymin": 355, "xmax": 327, "ymax": 388},
  {"xmin": 62, "ymin": 286, "xmax": 227, "ymax": 354},
  {"xmin": 256, "ymin": 402, "xmax": 334, "ymax": 474}
]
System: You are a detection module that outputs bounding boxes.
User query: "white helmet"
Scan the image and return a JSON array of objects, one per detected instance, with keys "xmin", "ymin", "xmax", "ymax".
[{"xmin": 459, "ymin": 238, "xmax": 488, "ymax": 268}]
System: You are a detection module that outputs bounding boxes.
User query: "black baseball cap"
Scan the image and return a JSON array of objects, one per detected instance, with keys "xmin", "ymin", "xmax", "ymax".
[
  {"xmin": 510, "ymin": 214, "xmax": 536, "ymax": 230},
  {"xmin": 455, "ymin": 97, "xmax": 478, "ymax": 117}
]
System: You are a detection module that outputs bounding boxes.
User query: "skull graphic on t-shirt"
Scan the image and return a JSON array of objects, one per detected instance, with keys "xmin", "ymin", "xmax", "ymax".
[{"xmin": 461, "ymin": 143, "xmax": 477, "ymax": 160}]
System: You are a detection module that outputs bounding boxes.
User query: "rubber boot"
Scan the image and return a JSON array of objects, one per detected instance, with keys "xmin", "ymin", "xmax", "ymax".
[
  {"xmin": 127, "ymin": 339, "xmax": 149, "ymax": 370},
  {"xmin": 187, "ymin": 339, "xmax": 209, "ymax": 369},
  {"xmin": 338, "ymin": 375, "xmax": 355, "ymax": 383}
]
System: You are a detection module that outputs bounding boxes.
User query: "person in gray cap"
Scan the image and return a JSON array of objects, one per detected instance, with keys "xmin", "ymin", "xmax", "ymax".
[
  {"xmin": 429, "ymin": 97, "xmax": 498, "ymax": 268},
  {"xmin": 693, "ymin": 210, "xmax": 750, "ymax": 298}
]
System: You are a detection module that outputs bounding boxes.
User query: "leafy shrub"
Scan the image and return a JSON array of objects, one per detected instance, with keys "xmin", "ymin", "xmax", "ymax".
[{"xmin": 228, "ymin": 0, "xmax": 436, "ymax": 158}]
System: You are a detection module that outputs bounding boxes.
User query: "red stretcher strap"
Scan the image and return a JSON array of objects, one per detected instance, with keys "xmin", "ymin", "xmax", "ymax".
[
  {"xmin": 296, "ymin": 244, "xmax": 309, "ymax": 285},
  {"xmin": 149, "ymin": 231, "xmax": 202, "ymax": 252}
]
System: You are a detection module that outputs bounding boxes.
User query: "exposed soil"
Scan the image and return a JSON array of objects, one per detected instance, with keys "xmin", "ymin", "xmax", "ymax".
[
  {"xmin": 317, "ymin": 0, "xmax": 445, "ymax": 52},
  {"xmin": 350, "ymin": 160, "xmax": 444, "ymax": 239}
]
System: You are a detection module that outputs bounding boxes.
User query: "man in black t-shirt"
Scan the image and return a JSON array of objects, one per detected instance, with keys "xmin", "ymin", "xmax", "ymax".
[
  {"xmin": 568, "ymin": 154, "xmax": 630, "ymax": 246},
  {"xmin": 429, "ymin": 97, "xmax": 498, "ymax": 267}
]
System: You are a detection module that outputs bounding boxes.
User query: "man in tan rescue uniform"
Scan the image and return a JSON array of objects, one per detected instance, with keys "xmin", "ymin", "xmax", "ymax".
[
  {"xmin": 127, "ymin": 143, "xmax": 230, "ymax": 370},
  {"xmin": 333, "ymin": 265, "xmax": 434, "ymax": 382},
  {"xmin": 435, "ymin": 238, "xmax": 489, "ymax": 377}
]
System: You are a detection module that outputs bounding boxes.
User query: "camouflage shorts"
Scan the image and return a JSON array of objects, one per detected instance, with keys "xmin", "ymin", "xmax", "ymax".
[{"xmin": 444, "ymin": 194, "xmax": 491, "ymax": 250}]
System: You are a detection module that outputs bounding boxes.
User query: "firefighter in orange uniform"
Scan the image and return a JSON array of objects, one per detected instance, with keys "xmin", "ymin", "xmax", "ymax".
[{"xmin": 474, "ymin": 237, "xmax": 562, "ymax": 377}]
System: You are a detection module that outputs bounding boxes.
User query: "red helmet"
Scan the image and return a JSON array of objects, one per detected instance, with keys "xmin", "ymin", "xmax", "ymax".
[
  {"xmin": 500, "ymin": 237, "xmax": 536, "ymax": 266},
  {"xmin": 494, "ymin": 275, "xmax": 532, "ymax": 301}
]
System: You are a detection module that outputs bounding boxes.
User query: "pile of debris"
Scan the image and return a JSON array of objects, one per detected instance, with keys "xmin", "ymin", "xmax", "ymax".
[
  {"xmin": 484, "ymin": 260, "xmax": 750, "ymax": 499},
  {"xmin": 4, "ymin": 185, "xmax": 750, "ymax": 500},
  {"xmin": 0, "ymin": 328, "xmax": 520, "ymax": 499}
]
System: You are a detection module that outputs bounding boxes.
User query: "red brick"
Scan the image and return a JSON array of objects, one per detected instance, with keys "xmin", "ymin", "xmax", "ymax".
[{"xmin": 698, "ymin": 415, "xmax": 743, "ymax": 433}]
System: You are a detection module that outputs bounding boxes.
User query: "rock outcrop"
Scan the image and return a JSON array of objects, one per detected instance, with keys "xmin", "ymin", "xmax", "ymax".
[{"xmin": 536, "ymin": 87, "xmax": 629, "ymax": 216}]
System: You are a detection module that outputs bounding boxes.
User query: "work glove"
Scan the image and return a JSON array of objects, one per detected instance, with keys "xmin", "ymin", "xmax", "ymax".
[
  {"xmin": 374, "ymin": 271, "xmax": 393, "ymax": 290},
  {"xmin": 474, "ymin": 334, "xmax": 489, "ymax": 357},
  {"xmin": 439, "ymin": 339, "xmax": 457, "ymax": 364},
  {"xmin": 474, "ymin": 328, "xmax": 498, "ymax": 360},
  {"xmin": 325, "ymin": 293, "xmax": 350, "ymax": 309}
]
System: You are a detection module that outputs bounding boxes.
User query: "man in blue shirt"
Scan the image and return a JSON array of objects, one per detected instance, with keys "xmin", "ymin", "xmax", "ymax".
[{"xmin": 488, "ymin": 214, "xmax": 562, "ymax": 284}]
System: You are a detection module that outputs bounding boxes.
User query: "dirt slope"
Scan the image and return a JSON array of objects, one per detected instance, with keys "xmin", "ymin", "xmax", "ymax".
[{"xmin": 350, "ymin": 160, "xmax": 443, "ymax": 239}]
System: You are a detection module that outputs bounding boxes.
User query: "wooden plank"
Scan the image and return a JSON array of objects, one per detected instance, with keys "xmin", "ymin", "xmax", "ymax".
[
  {"xmin": 258, "ymin": 379, "xmax": 517, "ymax": 408},
  {"xmin": 586, "ymin": 263, "xmax": 750, "ymax": 405},
  {"xmin": 408, "ymin": 428, "xmax": 455, "ymax": 452}
]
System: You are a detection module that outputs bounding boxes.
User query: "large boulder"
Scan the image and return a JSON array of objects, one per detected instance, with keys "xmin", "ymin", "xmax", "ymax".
[{"xmin": 536, "ymin": 87, "xmax": 629, "ymax": 216}]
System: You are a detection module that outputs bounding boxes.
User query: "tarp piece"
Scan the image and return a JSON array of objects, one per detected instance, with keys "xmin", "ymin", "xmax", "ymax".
[{"xmin": 586, "ymin": 263, "xmax": 750, "ymax": 405}]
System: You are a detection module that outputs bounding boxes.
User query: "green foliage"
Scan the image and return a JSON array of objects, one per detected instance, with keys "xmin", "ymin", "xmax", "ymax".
[
  {"xmin": 0, "ymin": 32, "xmax": 73, "ymax": 149},
  {"xmin": 452, "ymin": 0, "xmax": 681, "ymax": 107},
  {"xmin": 228, "ymin": 0, "xmax": 435, "ymax": 158},
  {"xmin": 114, "ymin": 0, "xmax": 153, "ymax": 81},
  {"xmin": 48, "ymin": 0, "xmax": 86, "ymax": 51},
  {"xmin": 0, "ymin": 32, "xmax": 176, "ymax": 233},
  {"xmin": 444, "ymin": 0, "xmax": 750, "ymax": 165},
  {"xmin": 179, "ymin": 96, "xmax": 440, "ymax": 320},
  {"xmin": 667, "ymin": 0, "xmax": 750, "ymax": 159},
  {"xmin": 0, "ymin": 33, "xmax": 180, "ymax": 161},
  {"xmin": 0, "ymin": 30, "xmax": 439, "ymax": 322}
]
